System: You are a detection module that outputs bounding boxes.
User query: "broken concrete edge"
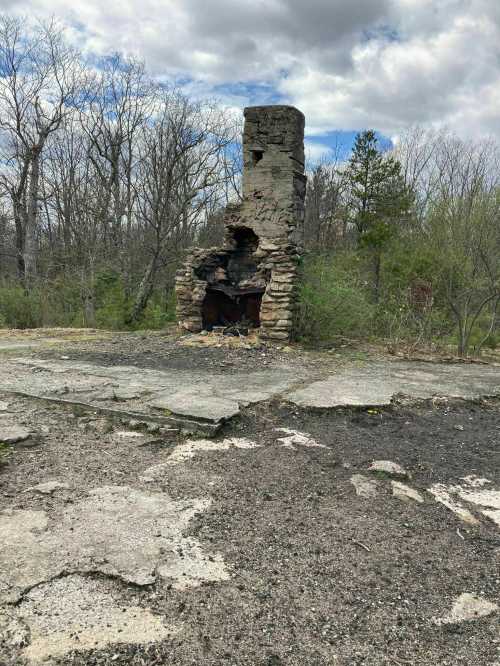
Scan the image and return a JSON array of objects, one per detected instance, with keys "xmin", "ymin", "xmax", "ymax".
[
  {"xmin": 10, "ymin": 567, "xmax": 164, "ymax": 608},
  {"xmin": 281, "ymin": 392, "xmax": 500, "ymax": 413},
  {"xmin": 0, "ymin": 390, "xmax": 221, "ymax": 437},
  {"xmin": 149, "ymin": 403, "xmax": 237, "ymax": 428},
  {"xmin": 3, "ymin": 390, "xmax": 499, "ymax": 447}
]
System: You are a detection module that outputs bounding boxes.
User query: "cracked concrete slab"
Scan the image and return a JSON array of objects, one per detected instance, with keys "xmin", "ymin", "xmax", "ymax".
[
  {"xmin": 163, "ymin": 437, "xmax": 260, "ymax": 465},
  {"xmin": 288, "ymin": 361, "xmax": 500, "ymax": 408},
  {"xmin": 1, "ymin": 359, "xmax": 499, "ymax": 665},
  {"xmin": 7, "ymin": 574, "xmax": 178, "ymax": 663},
  {"xmin": 151, "ymin": 390, "xmax": 240, "ymax": 423},
  {"xmin": 2, "ymin": 355, "xmax": 500, "ymax": 432},
  {"xmin": 1, "ymin": 357, "xmax": 302, "ymax": 429},
  {"xmin": 0, "ymin": 485, "xmax": 229, "ymax": 604}
]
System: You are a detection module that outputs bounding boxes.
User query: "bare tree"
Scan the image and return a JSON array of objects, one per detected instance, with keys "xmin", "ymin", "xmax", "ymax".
[
  {"xmin": 42, "ymin": 112, "xmax": 106, "ymax": 325},
  {"xmin": 304, "ymin": 160, "xmax": 349, "ymax": 251},
  {"xmin": 426, "ymin": 136, "xmax": 500, "ymax": 355},
  {"xmin": 127, "ymin": 92, "xmax": 237, "ymax": 324},
  {"xmin": 391, "ymin": 126, "xmax": 443, "ymax": 223},
  {"xmin": 0, "ymin": 16, "xmax": 86, "ymax": 286},
  {"xmin": 81, "ymin": 55, "xmax": 152, "ymax": 288}
]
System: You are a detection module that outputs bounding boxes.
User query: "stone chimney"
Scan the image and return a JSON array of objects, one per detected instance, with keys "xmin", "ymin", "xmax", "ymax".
[{"xmin": 175, "ymin": 105, "xmax": 306, "ymax": 341}]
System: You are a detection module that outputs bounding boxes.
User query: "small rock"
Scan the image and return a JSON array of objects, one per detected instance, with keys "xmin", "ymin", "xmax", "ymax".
[
  {"xmin": 0, "ymin": 426, "xmax": 31, "ymax": 444},
  {"xmin": 351, "ymin": 474, "xmax": 379, "ymax": 498},
  {"xmin": 275, "ymin": 428, "xmax": 325, "ymax": 449},
  {"xmin": 454, "ymin": 424, "xmax": 464, "ymax": 431},
  {"xmin": 25, "ymin": 481, "xmax": 70, "ymax": 495},
  {"xmin": 113, "ymin": 430, "xmax": 145, "ymax": 440},
  {"xmin": 434, "ymin": 593, "xmax": 498, "ymax": 625},
  {"xmin": 391, "ymin": 481, "xmax": 424, "ymax": 503},
  {"xmin": 368, "ymin": 460, "xmax": 409, "ymax": 479},
  {"xmin": 267, "ymin": 656, "xmax": 282, "ymax": 666},
  {"xmin": 147, "ymin": 423, "xmax": 160, "ymax": 434},
  {"xmin": 0, "ymin": 401, "xmax": 11, "ymax": 412}
]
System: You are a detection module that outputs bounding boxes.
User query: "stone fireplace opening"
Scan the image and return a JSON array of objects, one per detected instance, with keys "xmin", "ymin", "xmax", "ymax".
[
  {"xmin": 176, "ymin": 105, "xmax": 306, "ymax": 341},
  {"xmin": 197, "ymin": 227, "xmax": 264, "ymax": 331},
  {"xmin": 202, "ymin": 289, "xmax": 263, "ymax": 331}
]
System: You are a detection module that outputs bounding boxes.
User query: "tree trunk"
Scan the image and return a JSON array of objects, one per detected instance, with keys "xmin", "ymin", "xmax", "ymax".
[
  {"xmin": 457, "ymin": 321, "xmax": 467, "ymax": 357},
  {"xmin": 82, "ymin": 263, "xmax": 97, "ymax": 328},
  {"xmin": 83, "ymin": 292, "xmax": 96, "ymax": 328},
  {"xmin": 24, "ymin": 149, "xmax": 41, "ymax": 287},
  {"xmin": 125, "ymin": 255, "xmax": 158, "ymax": 326},
  {"xmin": 13, "ymin": 198, "xmax": 26, "ymax": 280},
  {"xmin": 373, "ymin": 250, "xmax": 381, "ymax": 303}
]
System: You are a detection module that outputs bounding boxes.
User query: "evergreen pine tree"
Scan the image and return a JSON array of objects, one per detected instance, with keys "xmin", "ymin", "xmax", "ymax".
[{"xmin": 346, "ymin": 130, "xmax": 412, "ymax": 300}]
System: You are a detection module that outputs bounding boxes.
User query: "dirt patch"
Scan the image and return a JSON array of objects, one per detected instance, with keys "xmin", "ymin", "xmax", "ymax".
[
  {"xmin": 12, "ymin": 328, "xmax": 342, "ymax": 376},
  {"xmin": 34, "ymin": 342, "xmax": 309, "ymax": 375}
]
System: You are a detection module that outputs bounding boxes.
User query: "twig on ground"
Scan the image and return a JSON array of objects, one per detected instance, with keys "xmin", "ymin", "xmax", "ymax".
[{"xmin": 351, "ymin": 539, "xmax": 371, "ymax": 552}]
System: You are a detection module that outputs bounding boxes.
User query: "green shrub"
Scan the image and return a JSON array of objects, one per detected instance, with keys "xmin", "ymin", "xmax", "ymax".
[
  {"xmin": 94, "ymin": 271, "xmax": 128, "ymax": 329},
  {"xmin": 93, "ymin": 272, "xmax": 176, "ymax": 331},
  {"xmin": 296, "ymin": 254, "xmax": 375, "ymax": 344},
  {"xmin": 41, "ymin": 277, "xmax": 85, "ymax": 327},
  {"xmin": 138, "ymin": 293, "xmax": 176, "ymax": 330},
  {"xmin": 0, "ymin": 286, "xmax": 42, "ymax": 328},
  {"xmin": 0, "ymin": 442, "xmax": 11, "ymax": 467}
]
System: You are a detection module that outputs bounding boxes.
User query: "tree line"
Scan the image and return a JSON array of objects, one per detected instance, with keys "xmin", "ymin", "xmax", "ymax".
[
  {"xmin": 302, "ymin": 128, "xmax": 500, "ymax": 355},
  {"xmin": 0, "ymin": 17, "xmax": 240, "ymax": 327},
  {"xmin": 1, "ymin": 16, "xmax": 499, "ymax": 355}
]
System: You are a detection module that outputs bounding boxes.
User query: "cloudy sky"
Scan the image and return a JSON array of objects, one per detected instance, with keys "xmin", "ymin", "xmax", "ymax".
[{"xmin": 2, "ymin": 0, "xmax": 499, "ymax": 157}]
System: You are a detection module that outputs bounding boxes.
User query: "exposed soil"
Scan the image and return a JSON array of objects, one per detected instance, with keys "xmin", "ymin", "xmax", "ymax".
[
  {"xmin": 1, "ymin": 390, "xmax": 499, "ymax": 666},
  {"xmin": 36, "ymin": 341, "xmax": 295, "ymax": 374},
  {"xmin": 10, "ymin": 328, "xmax": 364, "ymax": 376}
]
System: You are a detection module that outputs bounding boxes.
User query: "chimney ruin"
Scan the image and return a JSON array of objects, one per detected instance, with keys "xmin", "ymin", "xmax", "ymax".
[{"xmin": 175, "ymin": 105, "xmax": 306, "ymax": 341}]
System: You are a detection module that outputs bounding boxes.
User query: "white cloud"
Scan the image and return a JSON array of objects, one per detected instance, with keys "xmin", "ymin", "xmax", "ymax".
[
  {"xmin": 304, "ymin": 140, "xmax": 333, "ymax": 163},
  {"xmin": 1, "ymin": 0, "xmax": 499, "ymax": 139}
]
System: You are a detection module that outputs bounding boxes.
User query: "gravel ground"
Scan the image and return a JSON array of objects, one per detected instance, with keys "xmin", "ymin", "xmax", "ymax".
[{"xmin": 1, "ymin": 389, "xmax": 499, "ymax": 666}]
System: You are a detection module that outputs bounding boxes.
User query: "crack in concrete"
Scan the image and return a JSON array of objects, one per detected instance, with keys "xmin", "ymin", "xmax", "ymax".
[{"xmin": 0, "ymin": 486, "xmax": 230, "ymax": 605}]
